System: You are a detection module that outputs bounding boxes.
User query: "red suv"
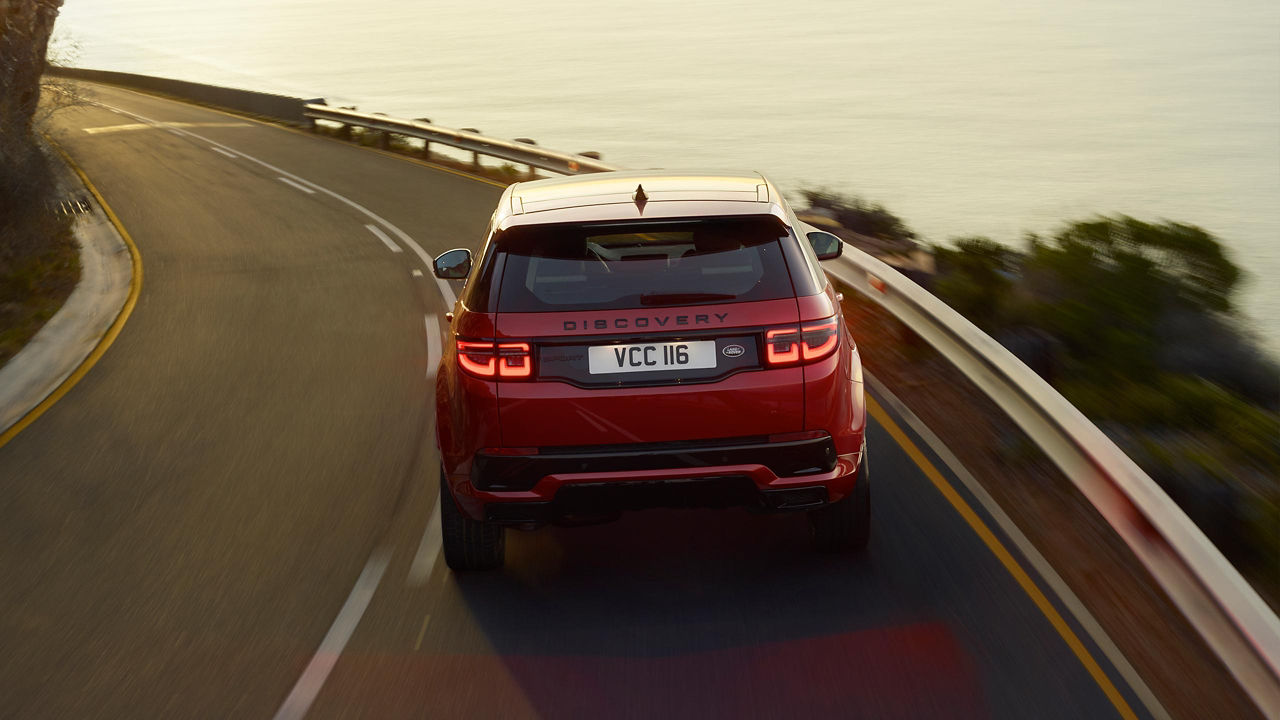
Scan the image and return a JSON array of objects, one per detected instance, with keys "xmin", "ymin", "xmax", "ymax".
[{"xmin": 433, "ymin": 171, "xmax": 868, "ymax": 570}]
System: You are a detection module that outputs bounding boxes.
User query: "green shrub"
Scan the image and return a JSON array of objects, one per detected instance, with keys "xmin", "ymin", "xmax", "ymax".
[{"xmin": 932, "ymin": 237, "xmax": 1014, "ymax": 331}]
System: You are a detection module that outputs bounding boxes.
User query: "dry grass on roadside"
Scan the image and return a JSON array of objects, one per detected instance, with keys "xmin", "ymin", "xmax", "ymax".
[
  {"xmin": 0, "ymin": 138, "xmax": 81, "ymax": 370},
  {"xmin": 0, "ymin": 212, "xmax": 79, "ymax": 369}
]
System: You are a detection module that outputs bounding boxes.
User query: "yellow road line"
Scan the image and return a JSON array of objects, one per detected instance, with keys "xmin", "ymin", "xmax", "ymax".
[
  {"xmin": 867, "ymin": 395, "xmax": 1138, "ymax": 720},
  {"xmin": 0, "ymin": 141, "xmax": 143, "ymax": 450}
]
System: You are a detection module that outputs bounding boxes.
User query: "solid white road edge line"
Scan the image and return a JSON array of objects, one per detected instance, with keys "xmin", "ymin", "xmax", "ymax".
[
  {"xmin": 409, "ymin": 314, "xmax": 445, "ymax": 587},
  {"xmin": 277, "ymin": 177, "xmax": 316, "ymax": 194},
  {"xmin": 270, "ymin": 547, "xmax": 391, "ymax": 720},
  {"xmin": 864, "ymin": 371, "xmax": 1171, "ymax": 720},
  {"xmin": 365, "ymin": 224, "xmax": 403, "ymax": 253},
  {"xmin": 407, "ymin": 503, "xmax": 443, "ymax": 587},
  {"xmin": 211, "ymin": 146, "xmax": 238, "ymax": 159},
  {"xmin": 93, "ymin": 100, "xmax": 460, "ymax": 311}
]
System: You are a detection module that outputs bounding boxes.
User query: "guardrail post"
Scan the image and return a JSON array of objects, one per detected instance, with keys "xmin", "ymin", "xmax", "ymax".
[
  {"xmin": 378, "ymin": 131, "xmax": 391, "ymax": 150},
  {"xmin": 460, "ymin": 129, "xmax": 482, "ymax": 169},
  {"xmin": 303, "ymin": 99, "xmax": 325, "ymax": 132},
  {"xmin": 515, "ymin": 138, "xmax": 538, "ymax": 179},
  {"xmin": 414, "ymin": 119, "xmax": 432, "ymax": 158},
  {"xmin": 337, "ymin": 123, "xmax": 351, "ymax": 141}
]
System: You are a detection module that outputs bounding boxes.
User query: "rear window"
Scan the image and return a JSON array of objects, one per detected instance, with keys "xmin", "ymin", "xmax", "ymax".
[{"xmin": 494, "ymin": 217, "xmax": 796, "ymax": 312}]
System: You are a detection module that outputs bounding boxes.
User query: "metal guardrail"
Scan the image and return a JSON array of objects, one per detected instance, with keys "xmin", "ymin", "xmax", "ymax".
[
  {"xmin": 814, "ymin": 231, "xmax": 1280, "ymax": 716},
  {"xmin": 303, "ymin": 104, "xmax": 620, "ymax": 176}
]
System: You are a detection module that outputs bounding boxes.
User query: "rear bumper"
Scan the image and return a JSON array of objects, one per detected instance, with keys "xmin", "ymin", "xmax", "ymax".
[
  {"xmin": 449, "ymin": 435, "xmax": 863, "ymax": 524},
  {"xmin": 472, "ymin": 434, "xmax": 839, "ymax": 491}
]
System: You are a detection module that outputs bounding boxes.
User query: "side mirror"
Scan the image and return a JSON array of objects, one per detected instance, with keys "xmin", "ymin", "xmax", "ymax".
[
  {"xmin": 433, "ymin": 248, "xmax": 472, "ymax": 280},
  {"xmin": 807, "ymin": 231, "xmax": 843, "ymax": 261}
]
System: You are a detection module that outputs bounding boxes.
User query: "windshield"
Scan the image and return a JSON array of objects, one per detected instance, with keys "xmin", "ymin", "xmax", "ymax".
[{"xmin": 493, "ymin": 217, "xmax": 796, "ymax": 312}]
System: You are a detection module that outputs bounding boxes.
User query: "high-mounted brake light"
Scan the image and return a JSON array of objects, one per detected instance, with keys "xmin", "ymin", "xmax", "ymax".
[
  {"xmin": 457, "ymin": 339, "xmax": 533, "ymax": 379},
  {"xmin": 765, "ymin": 315, "xmax": 839, "ymax": 367}
]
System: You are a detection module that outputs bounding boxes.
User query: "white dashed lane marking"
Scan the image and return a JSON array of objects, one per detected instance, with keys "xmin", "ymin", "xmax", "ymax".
[
  {"xmin": 277, "ymin": 177, "xmax": 316, "ymax": 194},
  {"xmin": 365, "ymin": 224, "xmax": 403, "ymax": 253}
]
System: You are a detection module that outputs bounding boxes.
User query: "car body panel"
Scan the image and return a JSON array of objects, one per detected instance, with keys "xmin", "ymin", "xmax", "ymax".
[
  {"xmin": 492, "ymin": 297, "xmax": 801, "ymax": 339},
  {"xmin": 497, "ymin": 365, "xmax": 807, "ymax": 447},
  {"xmin": 436, "ymin": 170, "xmax": 866, "ymax": 524}
]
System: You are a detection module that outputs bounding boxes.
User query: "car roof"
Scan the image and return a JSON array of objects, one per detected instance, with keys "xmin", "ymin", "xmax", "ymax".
[{"xmin": 494, "ymin": 170, "xmax": 790, "ymax": 231}]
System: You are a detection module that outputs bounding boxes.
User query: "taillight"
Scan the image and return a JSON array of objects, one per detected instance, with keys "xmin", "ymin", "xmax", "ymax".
[
  {"xmin": 765, "ymin": 315, "xmax": 840, "ymax": 367},
  {"xmin": 497, "ymin": 342, "xmax": 532, "ymax": 378},
  {"xmin": 801, "ymin": 317, "xmax": 838, "ymax": 361},
  {"xmin": 456, "ymin": 339, "xmax": 533, "ymax": 379},
  {"xmin": 765, "ymin": 328, "xmax": 801, "ymax": 365},
  {"xmin": 457, "ymin": 341, "xmax": 497, "ymax": 376}
]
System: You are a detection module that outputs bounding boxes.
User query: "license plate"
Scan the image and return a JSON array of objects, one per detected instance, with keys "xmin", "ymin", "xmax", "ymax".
[{"xmin": 588, "ymin": 340, "xmax": 716, "ymax": 374}]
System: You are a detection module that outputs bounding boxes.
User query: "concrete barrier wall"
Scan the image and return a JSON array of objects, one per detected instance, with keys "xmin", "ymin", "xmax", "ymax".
[{"xmin": 45, "ymin": 66, "xmax": 320, "ymax": 126}]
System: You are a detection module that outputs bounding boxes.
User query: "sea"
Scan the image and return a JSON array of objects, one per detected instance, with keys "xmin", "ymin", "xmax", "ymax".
[{"xmin": 52, "ymin": 0, "xmax": 1280, "ymax": 352}]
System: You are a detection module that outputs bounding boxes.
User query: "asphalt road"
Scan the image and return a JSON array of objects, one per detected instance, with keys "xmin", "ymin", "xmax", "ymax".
[{"xmin": 0, "ymin": 82, "xmax": 1157, "ymax": 719}]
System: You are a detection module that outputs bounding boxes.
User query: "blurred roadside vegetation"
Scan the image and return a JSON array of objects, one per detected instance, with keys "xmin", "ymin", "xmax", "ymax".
[
  {"xmin": 932, "ymin": 219, "xmax": 1278, "ymax": 577},
  {"xmin": 804, "ymin": 191, "xmax": 1279, "ymax": 600}
]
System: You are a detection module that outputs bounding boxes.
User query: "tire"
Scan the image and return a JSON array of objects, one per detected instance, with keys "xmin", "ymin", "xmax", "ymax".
[
  {"xmin": 439, "ymin": 469, "xmax": 505, "ymax": 571},
  {"xmin": 809, "ymin": 447, "xmax": 870, "ymax": 553}
]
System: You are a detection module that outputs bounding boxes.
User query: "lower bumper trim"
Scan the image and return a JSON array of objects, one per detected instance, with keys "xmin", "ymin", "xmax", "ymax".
[
  {"xmin": 483, "ymin": 475, "xmax": 796, "ymax": 525},
  {"xmin": 473, "ymin": 434, "xmax": 838, "ymax": 492}
]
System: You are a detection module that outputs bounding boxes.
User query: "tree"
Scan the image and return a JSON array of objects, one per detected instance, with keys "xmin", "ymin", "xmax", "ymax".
[
  {"xmin": 1022, "ymin": 216, "xmax": 1244, "ymax": 379},
  {"xmin": 1, "ymin": 0, "xmax": 65, "ymax": 268},
  {"xmin": 0, "ymin": 0, "xmax": 64, "ymax": 142}
]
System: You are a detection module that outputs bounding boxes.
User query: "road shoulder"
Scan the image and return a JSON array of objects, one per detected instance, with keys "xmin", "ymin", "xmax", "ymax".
[{"xmin": 0, "ymin": 142, "xmax": 139, "ymax": 444}]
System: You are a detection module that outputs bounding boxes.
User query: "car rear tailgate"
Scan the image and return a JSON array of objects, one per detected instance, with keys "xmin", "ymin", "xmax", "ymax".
[{"xmin": 495, "ymin": 298, "xmax": 803, "ymax": 447}]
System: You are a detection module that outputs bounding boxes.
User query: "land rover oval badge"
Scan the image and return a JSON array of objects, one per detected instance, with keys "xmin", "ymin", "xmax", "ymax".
[{"xmin": 722, "ymin": 344, "xmax": 745, "ymax": 358}]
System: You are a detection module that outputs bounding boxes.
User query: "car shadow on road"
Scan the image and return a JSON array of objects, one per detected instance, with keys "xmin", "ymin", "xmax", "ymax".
[{"xmin": 449, "ymin": 507, "xmax": 987, "ymax": 720}]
